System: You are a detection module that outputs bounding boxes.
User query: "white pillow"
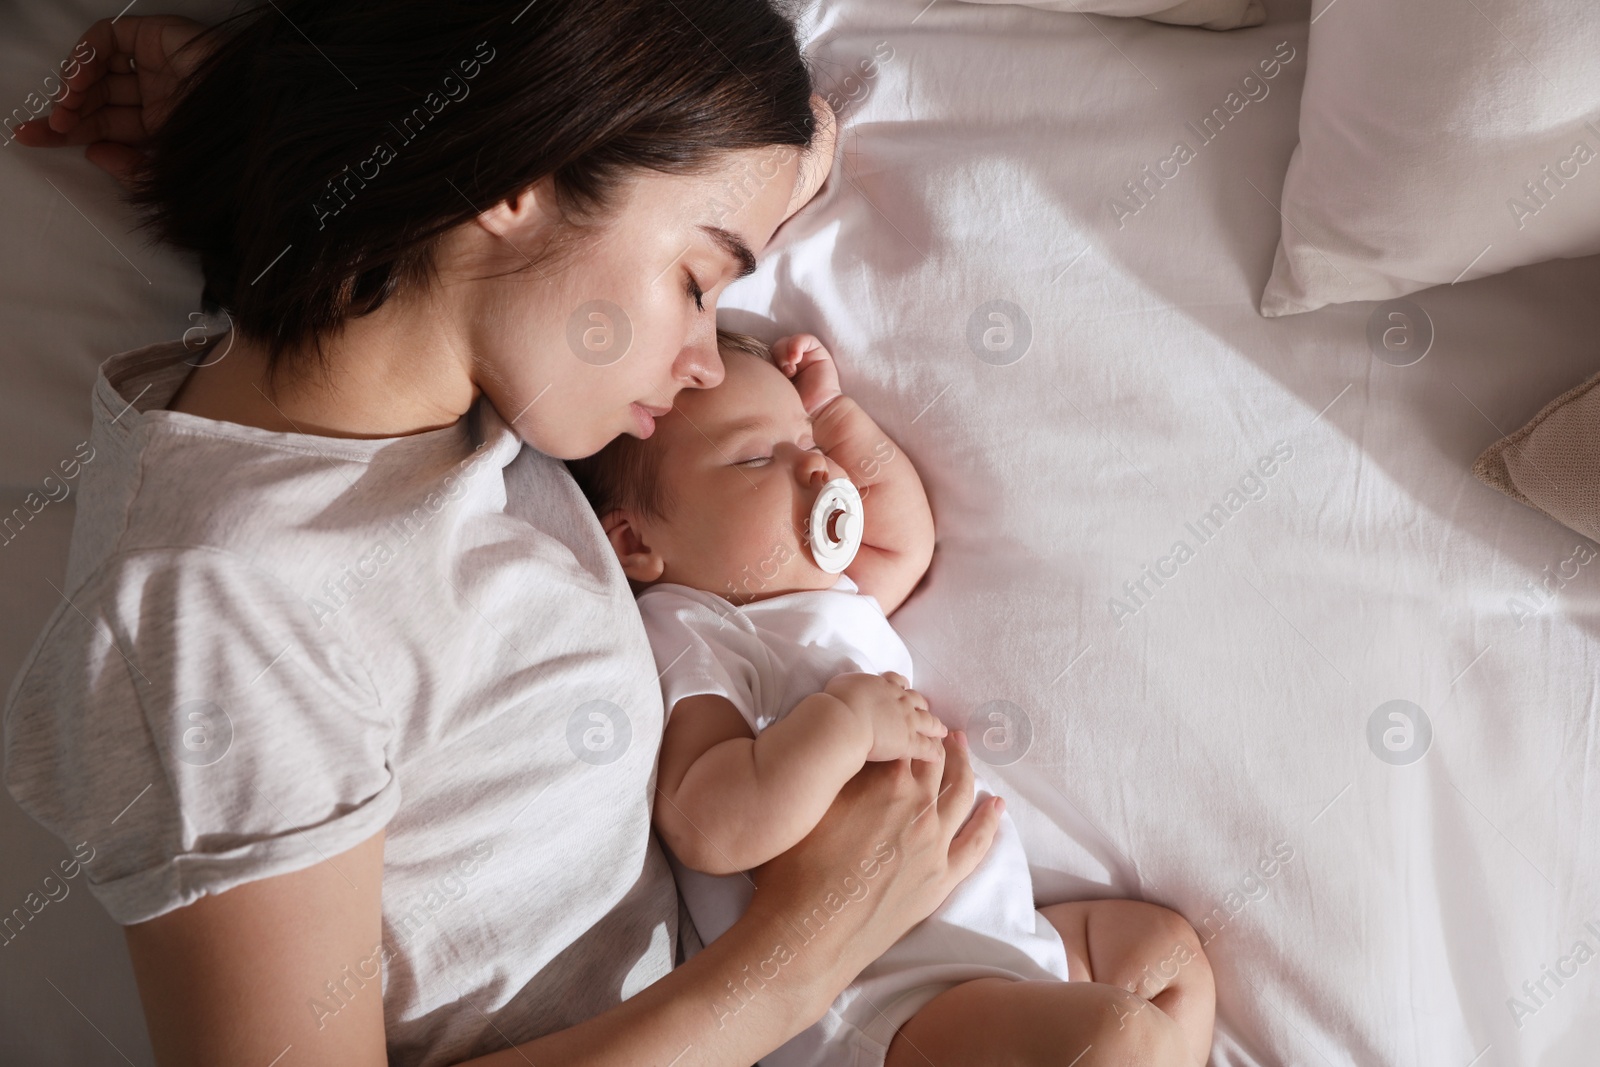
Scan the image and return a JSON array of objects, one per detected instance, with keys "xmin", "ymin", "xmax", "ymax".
[
  {"xmin": 0, "ymin": 0, "xmax": 235, "ymax": 491},
  {"xmin": 1260, "ymin": 0, "xmax": 1600, "ymax": 316},
  {"xmin": 956, "ymin": 0, "xmax": 1264, "ymax": 32}
]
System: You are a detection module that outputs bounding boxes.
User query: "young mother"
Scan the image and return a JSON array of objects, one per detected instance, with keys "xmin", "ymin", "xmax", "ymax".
[{"xmin": 6, "ymin": 3, "xmax": 1012, "ymax": 1065}]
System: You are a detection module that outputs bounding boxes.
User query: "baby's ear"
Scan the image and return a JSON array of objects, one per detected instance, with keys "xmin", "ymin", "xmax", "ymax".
[{"xmin": 600, "ymin": 508, "xmax": 666, "ymax": 584}]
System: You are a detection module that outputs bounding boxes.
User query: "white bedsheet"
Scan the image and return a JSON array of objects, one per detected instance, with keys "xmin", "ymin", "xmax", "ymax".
[
  {"xmin": 3, "ymin": 0, "xmax": 1597, "ymax": 1064},
  {"xmin": 722, "ymin": 1, "xmax": 1600, "ymax": 1063}
]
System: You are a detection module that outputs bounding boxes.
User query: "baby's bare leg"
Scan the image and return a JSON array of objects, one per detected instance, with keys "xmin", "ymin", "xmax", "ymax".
[
  {"xmin": 1040, "ymin": 900, "xmax": 1215, "ymax": 1065},
  {"xmin": 884, "ymin": 976, "xmax": 1192, "ymax": 1067}
]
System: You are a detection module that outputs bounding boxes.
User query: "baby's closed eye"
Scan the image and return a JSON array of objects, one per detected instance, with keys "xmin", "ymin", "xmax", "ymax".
[{"xmin": 734, "ymin": 442, "xmax": 824, "ymax": 466}]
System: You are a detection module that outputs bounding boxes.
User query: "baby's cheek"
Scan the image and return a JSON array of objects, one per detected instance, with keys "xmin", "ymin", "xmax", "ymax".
[
  {"xmin": 735, "ymin": 510, "xmax": 805, "ymax": 592},
  {"xmin": 708, "ymin": 518, "xmax": 774, "ymax": 598}
]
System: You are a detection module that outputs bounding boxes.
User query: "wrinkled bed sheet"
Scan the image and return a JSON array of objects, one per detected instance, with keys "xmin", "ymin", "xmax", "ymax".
[{"xmin": 2, "ymin": 0, "xmax": 1597, "ymax": 1063}]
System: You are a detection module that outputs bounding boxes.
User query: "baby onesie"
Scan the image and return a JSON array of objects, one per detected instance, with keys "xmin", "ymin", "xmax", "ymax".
[{"xmin": 637, "ymin": 574, "xmax": 1071, "ymax": 1067}]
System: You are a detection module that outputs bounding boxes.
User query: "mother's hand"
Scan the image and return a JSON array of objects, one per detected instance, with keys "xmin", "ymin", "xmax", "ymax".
[
  {"xmin": 746, "ymin": 731, "xmax": 1003, "ymax": 1002},
  {"xmin": 13, "ymin": 16, "xmax": 214, "ymax": 187}
]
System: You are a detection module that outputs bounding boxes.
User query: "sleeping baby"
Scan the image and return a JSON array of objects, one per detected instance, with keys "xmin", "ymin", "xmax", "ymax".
[{"xmin": 567, "ymin": 330, "xmax": 1215, "ymax": 1067}]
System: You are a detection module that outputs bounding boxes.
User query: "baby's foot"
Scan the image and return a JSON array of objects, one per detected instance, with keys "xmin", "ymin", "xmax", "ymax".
[{"xmin": 771, "ymin": 333, "xmax": 843, "ymax": 415}]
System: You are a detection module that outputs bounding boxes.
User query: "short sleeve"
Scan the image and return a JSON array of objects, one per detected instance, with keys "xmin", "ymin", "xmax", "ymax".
[
  {"xmin": 3, "ymin": 548, "xmax": 398, "ymax": 925},
  {"xmin": 635, "ymin": 591, "xmax": 774, "ymax": 734}
]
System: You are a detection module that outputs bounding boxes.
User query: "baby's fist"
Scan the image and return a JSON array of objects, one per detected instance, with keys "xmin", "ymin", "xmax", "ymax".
[
  {"xmin": 771, "ymin": 333, "xmax": 843, "ymax": 416},
  {"xmin": 825, "ymin": 670, "xmax": 947, "ymax": 763}
]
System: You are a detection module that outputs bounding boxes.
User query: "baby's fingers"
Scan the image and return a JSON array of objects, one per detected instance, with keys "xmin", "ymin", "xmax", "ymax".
[
  {"xmin": 911, "ymin": 705, "xmax": 947, "ymax": 738},
  {"xmin": 769, "ymin": 334, "xmax": 803, "ymax": 374},
  {"xmin": 910, "ymin": 733, "xmax": 946, "ymax": 762}
]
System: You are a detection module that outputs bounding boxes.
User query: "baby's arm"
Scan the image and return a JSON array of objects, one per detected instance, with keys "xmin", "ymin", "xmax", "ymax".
[
  {"xmin": 772, "ymin": 335, "xmax": 935, "ymax": 616},
  {"xmin": 654, "ymin": 673, "xmax": 944, "ymax": 876}
]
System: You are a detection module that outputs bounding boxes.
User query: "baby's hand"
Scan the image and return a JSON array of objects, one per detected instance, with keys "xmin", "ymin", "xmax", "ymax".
[
  {"xmin": 824, "ymin": 671, "xmax": 947, "ymax": 762},
  {"xmin": 771, "ymin": 334, "xmax": 844, "ymax": 417}
]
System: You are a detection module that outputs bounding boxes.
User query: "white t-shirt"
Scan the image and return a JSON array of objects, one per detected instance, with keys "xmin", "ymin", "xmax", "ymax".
[
  {"xmin": 637, "ymin": 573, "xmax": 913, "ymax": 739},
  {"xmin": 636, "ymin": 578, "xmax": 1071, "ymax": 1067},
  {"xmin": 637, "ymin": 573, "xmax": 910, "ymax": 956},
  {"xmin": 3, "ymin": 340, "xmax": 677, "ymax": 1067}
]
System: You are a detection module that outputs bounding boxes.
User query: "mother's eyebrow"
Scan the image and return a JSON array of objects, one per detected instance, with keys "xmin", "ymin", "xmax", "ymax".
[{"xmin": 700, "ymin": 225, "xmax": 757, "ymax": 278}]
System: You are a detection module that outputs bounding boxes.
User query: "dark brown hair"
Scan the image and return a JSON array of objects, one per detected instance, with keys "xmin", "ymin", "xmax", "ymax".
[
  {"xmin": 566, "ymin": 329, "xmax": 770, "ymax": 521},
  {"xmin": 127, "ymin": 0, "xmax": 815, "ymax": 367}
]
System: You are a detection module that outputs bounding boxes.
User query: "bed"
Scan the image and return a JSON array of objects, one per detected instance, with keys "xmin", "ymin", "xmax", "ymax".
[{"xmin": 3, "ymin": 0, "xmax": 1597, "ymax": 1063}]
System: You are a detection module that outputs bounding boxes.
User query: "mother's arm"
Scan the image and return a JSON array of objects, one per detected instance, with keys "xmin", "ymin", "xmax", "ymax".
[
  {"xmin": 124, "ymin": 832, "xmax": 390, "ymax": 1066},
  {"xmin": 125, "ymin": 734, "xmax": 1002, "ymax": 1066}
]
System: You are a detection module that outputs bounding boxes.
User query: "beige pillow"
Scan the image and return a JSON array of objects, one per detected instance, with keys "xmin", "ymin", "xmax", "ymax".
[
  {"xmin": 1474, "ymin": 370, "xmax": 1600, "ymax": 541},
  {"xmin": 955, "ymin": 0, "xmax": 1265, "ymax": 31}
]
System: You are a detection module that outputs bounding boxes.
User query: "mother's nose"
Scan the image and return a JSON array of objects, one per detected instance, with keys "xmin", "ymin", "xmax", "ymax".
[{"xmin": 673, "ymin": 334, "xmax": 725, "ymax": 390}]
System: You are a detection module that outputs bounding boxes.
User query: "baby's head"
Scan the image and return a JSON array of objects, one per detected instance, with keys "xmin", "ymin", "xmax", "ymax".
[{"xmin": 569, "ymin": 330, "xmax": 852, "ymax": 603}]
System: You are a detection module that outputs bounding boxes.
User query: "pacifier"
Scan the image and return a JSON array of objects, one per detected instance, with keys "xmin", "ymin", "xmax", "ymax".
[{"xmin": 808, "ymin": 477, "xmax": 864, "ymax": 574}]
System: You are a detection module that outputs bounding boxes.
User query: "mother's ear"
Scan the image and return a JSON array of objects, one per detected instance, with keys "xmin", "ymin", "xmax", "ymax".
[
  {"xmin": 783, "ymin": 93, "xmax": 839, "ymax": 221},
  {"xmin": 476, "ymin": 177, "xmax": 561, "ymax": 240}
]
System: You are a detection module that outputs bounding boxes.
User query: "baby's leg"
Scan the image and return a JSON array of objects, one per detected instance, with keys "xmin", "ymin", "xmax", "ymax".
[
  {"xmin": 884, "ymin": 976, "xmax": 1192, "ymax": 1067},
  {"xmin": 1040, "ymin": 900, "xmax": 1215, "ymax": 1065}
]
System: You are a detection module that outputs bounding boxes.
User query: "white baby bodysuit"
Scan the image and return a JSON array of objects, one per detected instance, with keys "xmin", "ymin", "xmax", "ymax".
[{"xmin": 637, "ymin": 575, "xmax": 1072, "ymax": 1067}]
